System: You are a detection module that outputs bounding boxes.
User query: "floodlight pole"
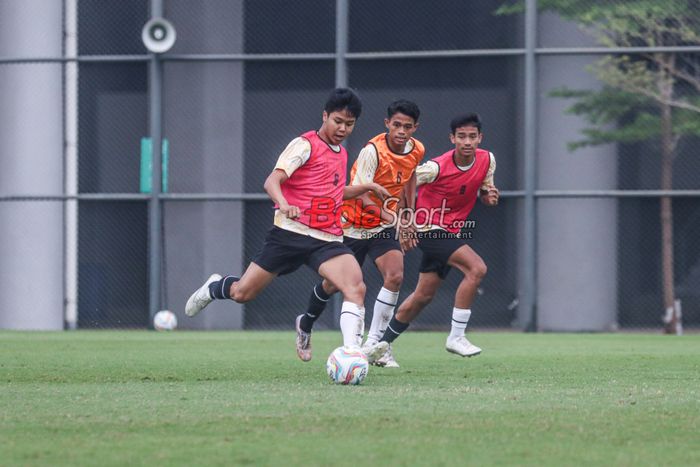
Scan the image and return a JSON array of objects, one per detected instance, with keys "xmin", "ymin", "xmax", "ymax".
[
  {"xmin": 148, "ymin": 0, "xmax": 165, "ymax": 324},
  {"xmin": 522, "ymin": 0, "xmax": 538, "ymax": 331}
]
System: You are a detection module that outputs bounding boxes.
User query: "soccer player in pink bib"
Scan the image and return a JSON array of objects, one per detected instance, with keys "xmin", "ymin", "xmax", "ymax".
[
  {"xmin": 185, "ymin": 88, "xmax": 389, "ymax": 362},
  {"xmin": 366, "ymin": 113, "xmax": 499, "ymax": 358},
  {"xmin": 296, "ymin": 100, "xmax": 425, "ymax": 368}
]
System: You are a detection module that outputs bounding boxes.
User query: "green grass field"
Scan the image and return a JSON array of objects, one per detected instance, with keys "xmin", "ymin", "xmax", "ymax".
[{"xmin": 2, "ymin": 331, "xmax": 699, "ymax": 466}]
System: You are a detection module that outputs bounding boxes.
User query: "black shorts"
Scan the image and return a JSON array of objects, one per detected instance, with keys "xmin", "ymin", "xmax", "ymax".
[
  {"xmin": 253, "ymin": 226, "xmax": 353, "ymax": 276},
  {"xmin": 344, "ymin": 228, "xmax": 401, "ymax": 267},
  {"xmin": 417, "ymin": 229, "xmax": 467, "ymax": 279}
]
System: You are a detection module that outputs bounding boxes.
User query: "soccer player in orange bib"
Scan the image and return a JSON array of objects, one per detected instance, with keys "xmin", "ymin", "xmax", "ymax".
[
  {"xmin": 295, "ymin": 100, "xmax": 425, "ymax": 367},
  {"xmin": 365, "ymin": 113, "xmax": 499, "ymax": 359}
]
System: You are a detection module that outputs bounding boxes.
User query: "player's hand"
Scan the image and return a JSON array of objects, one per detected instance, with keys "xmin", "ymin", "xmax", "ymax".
[
  {"xmin": 480, "ymin": 185, "xmax": 499, "ymax": 206},
  {"xmin": 368, "ymin": 183, "xmax": 390, "ymax": 201},
  {"xmin": 279, "ymin": 203, "xmax": 301, "ymax": 219},
  {"xmin": 398, "ymin": 224, "xmax": 418, "ymax": 253}
]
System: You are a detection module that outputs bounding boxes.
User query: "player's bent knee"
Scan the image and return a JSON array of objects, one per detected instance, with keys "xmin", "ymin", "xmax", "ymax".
[
  {"xmin": 355, "ymin": 280, "xmax": 367, "ymax": 299},
  {"xmin": 472, "ymin": 261, "xmax": 487, "ymax": 281},
  {"xmin": 384, "ymin": 270, "xmax": 403, "ymax": 290},
  {"xmin": 341, "ymin": 280, "xmax": 366, "ymax": 303},
  {"xmin": 323, "ymin": 280, "xmax": 339, "ymax": 295}
]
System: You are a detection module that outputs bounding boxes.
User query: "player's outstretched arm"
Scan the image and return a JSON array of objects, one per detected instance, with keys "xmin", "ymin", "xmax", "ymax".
[
  {"xmin": 399, "ymin": 173, "xmax": 417, "ymax": 210},
  {"xmin": 398, "ymin": 225, "xmax": 418, "ymax": 253},
  {"xmin": 343, "ymin": 182, "xmax": 390, "ymax": 200},
  {"xmin": 479, "ymin": 152, "xmax": 498, "ymax": 206},
  {"xmin": 479, "ymin": 185, "xmax": 499, "ymax": 206},
  {"xmin": 263, "ymin": 169, "xmax": 300, "ymax": 218},
  {"xmin": 349, "ymin": 184, "xmax": 398, "ymax": 226},
  {"xmin": 397, "ymin": 173, "xmax": 418, "ymax": 252}
]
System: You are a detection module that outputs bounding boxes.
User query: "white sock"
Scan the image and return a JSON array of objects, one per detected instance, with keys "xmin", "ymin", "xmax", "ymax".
[
  {"xmin": 340, "ymin": 301, "xmax": 365, "ymax": 348},
  {"xmin": 449, "ymin": 308, "xmax": 471, "ymax": 340},
  {"xmin": 367, "ymin": 287, "xmax": 399, "ymax": 344}
]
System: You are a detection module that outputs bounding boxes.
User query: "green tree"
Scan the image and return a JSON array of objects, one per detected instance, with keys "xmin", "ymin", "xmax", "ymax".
[{"xmin": 499, "ymin": 0, "xmax": 700, "ymax": 332}]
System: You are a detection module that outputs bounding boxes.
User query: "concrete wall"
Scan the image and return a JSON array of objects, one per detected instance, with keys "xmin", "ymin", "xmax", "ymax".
[
  {"xmin": 535, "ymin": 13, "xmax": 618, "ymax": 331},
  {"xmin": 162, "ymin": 0, "xmax": 245, "ymax": 329},
  {"xmin": 0, "ymin": 1, "xmax": 64, "ymax": 330}
]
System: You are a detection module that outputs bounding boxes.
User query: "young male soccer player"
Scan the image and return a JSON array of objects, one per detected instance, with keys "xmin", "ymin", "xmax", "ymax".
[
  {"xmin": 366, "ymin": 113, "xmax": 499, "ymax": 358},
  {"xmin": 185, "ymin": 88, "xmax": 388, "ymax": 361},
  {"xmin": 295, "ymin": 100, "xmax": 425, "ymax": 367}
]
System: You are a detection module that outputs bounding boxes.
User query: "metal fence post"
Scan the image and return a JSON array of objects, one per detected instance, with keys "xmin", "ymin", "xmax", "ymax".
[
  {"xmin": 335, "ymin": 0, "xmax": 348, "ymax": 88},
  {"xmin": 64, "ymin": 0, "xmax": 79, "ymax": 329},
  {"xmin": 523, "ymin": 0, "xmax": 538, "ymax": 331},
  {"xmin": 148, "ymin": 0, "xmax": 164, "ymax": 324},
  {"xmin": 332, "ymin": 0, "xmax": 350, "ymax": 328}
]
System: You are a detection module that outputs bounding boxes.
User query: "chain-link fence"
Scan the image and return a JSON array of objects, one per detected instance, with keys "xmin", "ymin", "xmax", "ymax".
[{"xmin": 1, "ymin": 0, "xmax": 699, "ymax": 332}]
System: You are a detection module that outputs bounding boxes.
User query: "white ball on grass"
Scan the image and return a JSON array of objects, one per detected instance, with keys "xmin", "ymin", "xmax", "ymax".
[
  {"xmin": 326, "ymin": 346, "xmax": 368, "ymax": 385},
  {"xmin": 153, "ymin": 310, "xmax": 177, "ymax": 331}
]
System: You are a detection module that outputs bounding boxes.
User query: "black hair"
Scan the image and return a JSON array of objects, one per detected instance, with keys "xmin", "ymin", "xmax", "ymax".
[
  {"xmin": 324, "ymin": 88, "xmax": 362, "ymax": 119},
  {"xmin": 387, "ymin": 99, "xmax": 420, "ymax": 122},
  {"xmin": 450, "ymin": 113, "xmax": 482, "ymax": 134}
]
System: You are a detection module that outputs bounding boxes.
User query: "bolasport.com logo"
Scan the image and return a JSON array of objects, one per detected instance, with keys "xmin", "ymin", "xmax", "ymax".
[{"xmin": 300, "ymin": 196, "xmax": 476, "ymax": 234}]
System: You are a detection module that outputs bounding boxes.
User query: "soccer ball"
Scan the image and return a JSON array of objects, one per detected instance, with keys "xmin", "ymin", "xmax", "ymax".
[
  {"xmin": 153, "ymin": 310, "xmax": 177, "ymax": 331},
  {"xmin": 326, "ymin": 346, "xmax": 369, "ymax": 385}
]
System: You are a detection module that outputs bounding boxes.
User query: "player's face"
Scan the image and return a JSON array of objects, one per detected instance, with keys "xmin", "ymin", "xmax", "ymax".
[
  {"xmin": 450, "ymin": 125, "xmax": 482, "ymax": 160},
  {"xmin": 384, "ymin": 112, "xmax": 418, "ymax": 152},
  {"xmin": 320, "ymin": 109, "xmax": 357, "ymax": 146}
]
